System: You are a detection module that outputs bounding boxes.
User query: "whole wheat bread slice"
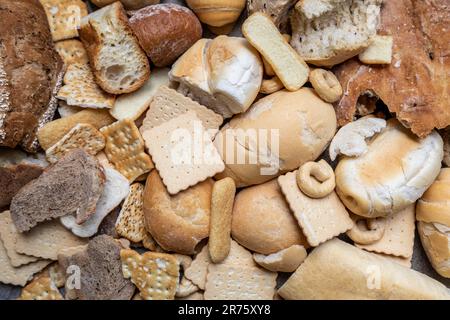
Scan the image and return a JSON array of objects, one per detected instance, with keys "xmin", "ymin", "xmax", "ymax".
[
  {"xmin": 79, "ymin": 1, "xmax": 150, "ymax": 94},
  {"xmin": 10, "ymin": 149, "xmax": 105, "ymax": 232}
]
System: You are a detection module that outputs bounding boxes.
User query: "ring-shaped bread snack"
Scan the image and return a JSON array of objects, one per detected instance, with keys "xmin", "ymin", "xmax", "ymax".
[
  {"xmin": 296, "ymin": 160, "xmax": 335, "ymax": 198},
  {"xmin": 309, "ymin": 68, "xmax": 343, "ymax": 103},
  {"xmin": 347, "ymin": 215, "xmax": 387, "ymax": 245}
]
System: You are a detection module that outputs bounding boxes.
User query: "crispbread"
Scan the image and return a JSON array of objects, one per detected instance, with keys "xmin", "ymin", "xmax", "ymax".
[
  {"xmin": 40, "ymin": 0, "xmax": 88, "ymax": 41},
  {"xmin": 278, "ymin": 171, "xmax": 354, "ymax": 247},
  {"xmin": 142, "ymin": 112, "xmax": 224, "ymax": 195},
  {"xmin": 204, "ymin": 264, "xmax": 277, "ymax": 300},
  {"xmin": 18, "ymin": 273, "xmax": 63, "ymax": 300},
  {"xmin": 357, "ymin": 205, "xmax": 416, "ymax": 258},
  {"xmin": 60, "ymin": 168, "xmax": 130, "ymax": 238},
  {"xmin": 54, "ymin": 39, "xmax": 89, "ymax": 65},
  {"xmin": 110, "ymin": 68, "xmax": 170, "ymax": 121},
  {"xmin": 242, "ymin": 12, "xmax": 309, "ymax": 91},
  {"xmin": 57, "ymin": 63, "xmax": 115, "ymax": 109},
  {"xmin": 0, "ymin": 240, "xmax": 50, "ymax": 287},
  {"xmin": 45, "ymin": 123, "xmax": 105, "ymax": 163},
  {"xmin": 0, "ymin": 211, "xmax": 38, "ymax": 267},
  {"xmin": 100, "ymin": 119, "xmax": 154, "ymax": 182},
  {"xmin": 121, "ymin": 249, "xmax": 179, "ymax": 300},
  {"xmin": 115, "ymin": 183, "xmax": 146, "ymax": 243},
  {"xmin": 14, "ymin": 219, "xmax": 87, "ymax": 261},
  {"xmin": 140, "ymin": 86, "xmax": 223, "ymax": 134}
]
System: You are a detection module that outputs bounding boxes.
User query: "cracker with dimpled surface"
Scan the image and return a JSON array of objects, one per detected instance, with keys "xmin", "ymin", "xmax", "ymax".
[
  {"xmin": 115, "ymin": 183, "xmax": 146, "ymax": 243},
  {"xmin": 18, "ymin": 272, "xmax": 63, "ymax": 300},
  {"xmin": 54, "ymin": 39, "xmax": 89, "ymax": 65}
]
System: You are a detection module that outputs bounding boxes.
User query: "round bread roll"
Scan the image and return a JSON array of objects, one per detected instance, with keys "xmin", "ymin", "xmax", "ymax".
[
  {"xmin": 214, "ymin": 88, "xmax": 337, "ymax": 187},
  {"xmin": 143, "ymin": 170, "xmax": 213, "ymax": 255},
  {"xmin": 335, "ymin": 119, "xmax": 443, "ymax": 218},
  {"xmin": 231, "ymin": 179, "xmax": 308, "ymax": 254},
  {"xmin": 129, "ymin": 4, "xmax": 202, "ymax": 67},
  {"xmin": 91, "ymin": 0, "xmax": 160, "ymax": 10},
  {"xmin": 416, "ymin": 168, "xmax": 450, "ymax": 278}
]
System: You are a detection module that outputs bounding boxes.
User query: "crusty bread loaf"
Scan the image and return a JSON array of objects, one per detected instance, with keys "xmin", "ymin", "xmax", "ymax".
[
  {"xmin": 79, "ymin": 2, "xmax": 150, "ymax": 94},
  {"xmin": 231, "ymin": 180, "xmax": 308, "ymax": 254},
  {"xmin": 10, "ymin": 149, "xmax": 105, "ymax": 232},
  {"xmin": 278, "ymin": 239, "xmax": 450, "ymax": 300},
  {"xmin": 143, "ymin": 170, "xmax": 213, "ymax": 255},
  {"xmin": 0, "ymin": 0, "xmax": 64, "ymax": 152},
  {"xmin": 129, "ymin": 4, "xmax": 202, "ymax": 67},
  {"xmin": 170, "ymin": 36, "xmax": 263, "ymax": 118},
  {"xmin": 214, "ymin": 88, "xmax": 337, "ymax": 187},
  {"xmin": 335, "ymin": 119, "xmax": 443, "ymax": 218},
  {"xmin": 290, "ymin": 0, "xmax": 382, "ymax": 66}
]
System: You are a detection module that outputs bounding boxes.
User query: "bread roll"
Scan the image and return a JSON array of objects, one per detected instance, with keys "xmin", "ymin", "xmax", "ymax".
[
  {"xmin": 416, "ymin": 168, "xmax": 450, "ymax": 278},
  {"xmin": 214, "ymin": 88, "xmax": 337, "ymax": 187},
  {"xmin": 278, "ymin": 239, "xmax": 450, "ymax": 300},
  {"xmin": 231, "ymin": 180, "xmax": 308, "ymax": 254},
  {"xmin": 143, "ymin": 170, "xmax": 212, "ymax": 255},
  {"xmin": 170, "ymin": 36, "xmax": 263, "ymax": 118},
  {"xmin": 335, "ymin": 119, "xmax": 443, "ymax": 218},
  {"xmin": 129, "ymin": 4, "xmax": 202, "ymax": 67}
]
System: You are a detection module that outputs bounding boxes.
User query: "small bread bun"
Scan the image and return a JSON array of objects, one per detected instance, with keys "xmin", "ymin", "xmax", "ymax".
[
  {"xmin": 335, "ymin": 119, "xmax": 443, "ymax": 218},
  {"xmin": 143, "ymin": 170, "xmax": 213, "ymax": 254},
  {"xmin": 231, "ymin": 180, "xmax": 308, "ymax": 254}
]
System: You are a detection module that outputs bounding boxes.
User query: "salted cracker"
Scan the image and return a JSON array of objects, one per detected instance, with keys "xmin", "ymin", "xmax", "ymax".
[
  {"xmin": 121, "ymin": 250, "xmax": 179, "ymax": 300},
  {"xmin": 45, "ymin": 123, "xmax": 105, "ymax": 163},
  {"xmin": 140, "ymin": 86, "xmax": 223, "ymax": 134},
  {"xmin": 100, "ymin": 119, "xmax": 154, "ymax": 182},
  {"xmin": 115, "ymin": 183, "xmax": 146, "ymax": 243},
  {"xmin": 40, "ymin": 0, "xmax": 88, "ymax": 41},
  {"xmin": 142, "ymin": 112, "xmax": 224, "ymax": 195},
  {"xmin": 357, "ymin": 205, "xmax": 416, "ymax": 258},
  {"xmin": 278, "ymin": 171, "xmax": 354, "ymax": 247},
  {"xmin": 57, "ymin": 64, "xmax": 115, "ymax": 109},
  {"xmin": 0, "ymin": 240, "xmax": 50, "ymax": 287},
  {"xmin": 60, "ymin": 167, "xmax": 130, "ymax": 238},
  {"xmin": 54, "ymin": 39, "xmax": 89, "ymax": 65},
  {"xmin": 0, "ymin": 211, "xmax": 38, "ymax": 267},
  {"xmin": 18, "ymin": 273, "xmax": 63, "ymax": 300},
  {"xmin": 204, "ymin": 264, "xmax": 277, "ymax": 300},
  {"xmin": 14, "ymin": 219, "xmax": 87, "ymax": 261}
]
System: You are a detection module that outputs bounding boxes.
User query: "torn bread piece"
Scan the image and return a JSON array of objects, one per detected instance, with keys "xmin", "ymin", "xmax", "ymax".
[
  {"xmin": 359, "ymin": 35, "xmax": 393, "ymax": 65},
  {"xmin": 253, "ymin": 245, "xmax": 307, "ymax": 272}
]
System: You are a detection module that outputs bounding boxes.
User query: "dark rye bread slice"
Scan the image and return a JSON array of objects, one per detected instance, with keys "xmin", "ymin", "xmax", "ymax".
[
  {"xmin": 10, "ymin": 149, "xmax": 105, "ymax": 232},
  {"xmin": 58, "ymin": 235, "xmax": 135, "ymax": 300},
  {"xmin": 0, "ymin": 0, "xmax": 64, "ymax": 152}
]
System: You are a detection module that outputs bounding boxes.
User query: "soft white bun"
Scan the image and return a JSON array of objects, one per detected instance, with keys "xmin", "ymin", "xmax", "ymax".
[
  {"xmin": 335, "ymin": 119, "xmax": 443, "ymax": 218},
  {"xmin": 169, "ymin": 36, "xmax": 263, "ymax": 118}
]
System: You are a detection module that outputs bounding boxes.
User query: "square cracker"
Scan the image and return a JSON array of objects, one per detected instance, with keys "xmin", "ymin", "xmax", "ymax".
[
  {"xmin": 142, "ymin": 112, "xmax": 224, "ymax": 195},
  {"xmin": 140, "ymin": 86, "xmax": 223, "ymax": 134},
  {"xmin": 57, "ymin": 63, "xmax": 115, "ymax": 109},
  {"xmin": 0, "ymin": 211, "xmax": 38, "ymax": 267},
  {"xmin": 0, "ymin": 240, "xmax": 50, "ymax": 287},
  {"xmin": 54, "ymin": 39, "xmax": 89, "ymax": 65},
  {"xmin": 278, "ymin": 171, "xmax": 354, "ymax": 247},
  {"xmin": 100, "ymin": 119, "xmax": 154, "ymax": 182},
  {"xmin": 46, "ymin": 123, "xmax": 105, "ymax": 163},
  {"xmin": 204, "ymin": 264, "xmax": 277, "ymax": 300},
  {"xmin": 40, "ymin": 0, "xmax": 88, "ymax": 41},
  {"xmin": 18, "ymin": 273, "xmax": 63, "ymax": 300},
  {"xmin": 357, "ymin": 205, "xmax": 415, "ymax": 258},
  {"xmin": 115, "ymin": 183, "xmax": 146, "ymax": 243},
  {"xmin": 375, "ymin": 253, "xmax": 412, "ymax": 268},
  {"xmin": 14, "ymin": 219, "xmax": 88, "ymax": 261},
  {"xmin": 121, "ymin": 250, "xmax": 179, "ymax": 300}
]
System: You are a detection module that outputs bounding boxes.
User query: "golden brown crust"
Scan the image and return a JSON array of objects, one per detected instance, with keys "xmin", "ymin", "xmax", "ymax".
[{"xmin": 333, "ymin": 0, "xmax": 450, "ymax": 137}]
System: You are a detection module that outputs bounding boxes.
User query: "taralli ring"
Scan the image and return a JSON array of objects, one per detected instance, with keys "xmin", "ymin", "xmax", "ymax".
[
  {"xmin": 347, "ymin": 215, "xmax": 387, "ymax": 245},
  {"xmin": 296, "ymin": 160, "xmax": 335, "ymax": 198},
  {"xmin": 309, "ymin": 69, "xmax": 343, "ymax": 103},
  {"xmin": 260, "ymin": 76, "xmax": 284, "ymax": 94}
]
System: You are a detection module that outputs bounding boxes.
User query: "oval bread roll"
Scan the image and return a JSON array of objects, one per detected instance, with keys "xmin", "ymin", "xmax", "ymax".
[{"xmin": 335, "ymin": 119, "xmax": 443, "ymax": 218}]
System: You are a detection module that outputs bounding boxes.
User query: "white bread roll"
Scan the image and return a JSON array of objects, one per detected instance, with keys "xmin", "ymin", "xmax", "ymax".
[
  {"xmin": 335, "ymin": 119, "xmax": 443, "ymax": 218},
  {"xmin": 170, "ymin": 36, "xmax": 263, "ymax": 118},
  {"xmin": 278, "ymin": 239, "xmax": 450, "ymax": 300},
  {"xmin": 214, "ymin": 88, "xmax": 337, "ymax": 187},
  {"xmin": 416, "ymin": 168, "xmax": 450, "ymax": 278}
]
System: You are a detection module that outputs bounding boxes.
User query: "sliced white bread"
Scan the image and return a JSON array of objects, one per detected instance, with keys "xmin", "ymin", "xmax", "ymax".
[
  {"xmin": 79, "ymin": 2, "xmax": 150, "ymax": 94},
  {"xmin": 291, "ymin": 0, "xmax": 382, "ymax": 67}
]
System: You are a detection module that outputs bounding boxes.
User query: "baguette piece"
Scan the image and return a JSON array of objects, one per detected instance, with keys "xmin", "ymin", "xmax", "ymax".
[
  {"xmin": 291, "ymin": 0, "xmax": 382, "ymax": 67},
  {"xmin": 79, "ymin": 2, "xmax": 150, "ymax": 94},
  {"xmin": 242, "ymin": 12, "xmax": 309, "ymax": 91},
  {"xmin": 278, "ymin": 239, "xmax": 450, "ymax": 300}
]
